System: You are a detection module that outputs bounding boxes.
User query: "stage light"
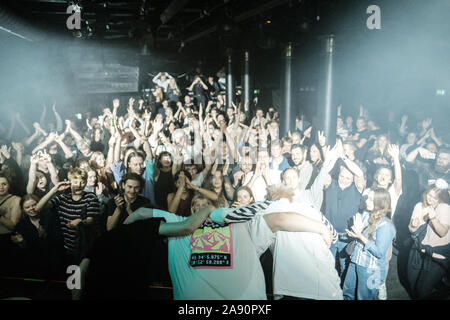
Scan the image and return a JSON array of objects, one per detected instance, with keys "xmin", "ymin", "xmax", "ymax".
[{"xmin": 436, "ymin": 89, "xmax": 445, "ymax": 96}]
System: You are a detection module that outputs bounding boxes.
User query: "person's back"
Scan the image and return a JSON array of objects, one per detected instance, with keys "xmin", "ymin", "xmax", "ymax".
[
  {"xmin": 266, "ymin": 199, "xmax": 342, "ymax": 300},
  {"xmin": 82, "ymin": 218, "xmax": 169, "ymax": 299}
]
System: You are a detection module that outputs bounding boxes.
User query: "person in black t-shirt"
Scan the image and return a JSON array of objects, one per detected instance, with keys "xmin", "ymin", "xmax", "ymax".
[{"xmin": 106, "ymin": 172, "xmax": 152, "ymax": 231}]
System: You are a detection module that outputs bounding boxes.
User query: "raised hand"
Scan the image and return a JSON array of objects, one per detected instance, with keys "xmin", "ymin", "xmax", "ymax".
[
  {"xmin": 30, "ymin": 153, "xmax": 40, "ymax": 164},
  {"xmin": 40, "ymin": 150, "xmax": 52, "ymax": 163},
  {"xmin": 177, "ymin": 171, "xmax": 186, "ymax": 188},
  {"xmin": 185, "ymin": 177, "xmax": 197, "ymax": 191},
  {"xmin": 33, "ymin": 122, "xmax": 41, "ymax": 132},
  {"xmin": 0, "ymin": 145, "xmax": 11, "ymax": 159},
  {"xmin": 318, "ymin": 130, "xmax": 326, "ymax": 147},
  {"xmin": 401, "ymin": 114, "xmax": 408, "ymax": 124},
  {"xmin": 254, "ymin": 161, "xmax": 262, "ymax": 178},
  {"xmin": 387, "ymin": 144, "xmax": 400, "ymax": 160},
  {"xmin": 233, "ymin": 170, "xmax": 245, "ymax": 183},
  {"xmin": 54, "ymin": 181, "xmax": 71, "ymax": 192},
  {"xmin": 112, "ymin": 98, "xmax": 120, "ymax": 109}
]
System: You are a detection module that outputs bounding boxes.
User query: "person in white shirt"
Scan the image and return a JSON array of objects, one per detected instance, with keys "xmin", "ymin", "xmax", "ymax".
[
  {"xmin": 210, "ymin": 185, "xmax": 342, "ymax": 300},
  {"xmin": 152, "ymin": 72, "xmax": 172, "ymax": 92}
]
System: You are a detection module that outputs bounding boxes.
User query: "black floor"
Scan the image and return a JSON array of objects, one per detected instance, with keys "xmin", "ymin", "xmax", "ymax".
[{"xmin": 1, "ymin": 248, "xmax": 448, "ymax": 300}]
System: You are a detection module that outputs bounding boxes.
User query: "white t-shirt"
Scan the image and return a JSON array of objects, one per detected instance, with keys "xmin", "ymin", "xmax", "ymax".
[
  {"xmin": 264, "ymin": 200, "xmax": 342, "ymax": 300},
  {"xmin": 211, "ymin": 200, "xmax": 343, "ymax": 300},
  {"xmin": 152, "ymin": 209, "xmax": 275, "ymax": 300}
]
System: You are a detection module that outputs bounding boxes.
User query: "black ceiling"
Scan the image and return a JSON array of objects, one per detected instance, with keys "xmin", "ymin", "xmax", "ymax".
[{"xmin": 0, "ymin": 0, "xmax": 341, "ymax": 52}]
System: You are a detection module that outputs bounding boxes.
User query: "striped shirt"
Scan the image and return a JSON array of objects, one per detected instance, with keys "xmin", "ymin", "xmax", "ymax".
[
  {"xmin": 351, "ymin": 212, "xmax": 396, "ymax": 269},
  {"xmin": 51, "ymin": 192, "xmax": 101, "ymax": 252},
  {"xmin": 210, "ymin": 199, "xmax": 338, "ymax": 244}
]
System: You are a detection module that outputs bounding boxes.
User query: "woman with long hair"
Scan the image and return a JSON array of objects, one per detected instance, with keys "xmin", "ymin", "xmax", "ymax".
[
  {"xmin": 152, "ymin": 85, "xmax": 164, "ymax": 103},
  {"xmin": 11, "ymin": 194, "xmax": 57, "ymax": 279},
  {"xmin": 305, "ymin": 142, "xmax": 324, "ymax": 189},
  {"xmin": 187, "ymin": 170, "xmax": 230, "ymax": 208},
  {"xmin": 167, "ymin": 170, "xmax": 195, "ymax": 217},
  {"xmin": 90, "ymin": 151, "xmax": 116, "ymax": 193},
  {"xmin": 365, "ymin": 134, "xmax": 391, "ymax": 183},
  {"xmin": 407, "ymin": 180, "xmax": 450, "ymax": 299},
  {"xmin": 343, "ymin": 188, "xmax": 396, "ymax": 300},
  {"xmin": 231, "ymin": 186, "xmax": 255, "ymax": 207},
  {"xmin": 166, "ymin": 78, "xmax": 181, "ymax": 103}
]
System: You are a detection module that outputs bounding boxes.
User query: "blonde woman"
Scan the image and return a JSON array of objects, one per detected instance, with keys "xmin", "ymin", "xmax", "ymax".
[
  {"xmin": 167, "ymin": 78, "xmax": 181, "ymax": 103},
  {"xmin": 343, "ymin": 188, "xmax": 396, "ymax": 300},
  {"xmin": 407, "ymin": 179, "xmax": 450, "ymax": 299}
]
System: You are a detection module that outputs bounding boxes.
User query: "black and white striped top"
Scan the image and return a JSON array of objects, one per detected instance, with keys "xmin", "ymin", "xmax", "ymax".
[{"xmin": 51, "ymin": 192, "xmax": 101, "ymax": 252}]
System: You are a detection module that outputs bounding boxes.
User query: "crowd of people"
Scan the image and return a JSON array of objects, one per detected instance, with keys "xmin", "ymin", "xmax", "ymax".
[{"xmin": 0, "ymin": 68, "xmax": 449, "ymax": 300}]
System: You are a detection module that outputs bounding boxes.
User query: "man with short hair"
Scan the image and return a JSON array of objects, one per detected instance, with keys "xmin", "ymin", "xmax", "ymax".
[
  {"xmin": 405, "ymin": 146, "xmax": 450, "ymax": 191},
  {"xmin": 323, "ymin": 160, "xmax": 365, "ymax": 281},
  {"xmin": 106, "ymin": 172, "xmax": 151, "ymax": 231},
  {"xmin": 289, "ymin": 144, "xmax": 313, "ymax": 191},
  {"xmin": 112, "ymin": 139, "xmax": 156, "ymax": 206},
  {"xmin": 36, "ymin": 168, "xmax": 101, "ymax": 265}
]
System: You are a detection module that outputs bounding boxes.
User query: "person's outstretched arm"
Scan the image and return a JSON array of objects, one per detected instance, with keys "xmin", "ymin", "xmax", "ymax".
[{"xmin": 124, "ymin": 205, "xmax": 215, "ymax": 237}]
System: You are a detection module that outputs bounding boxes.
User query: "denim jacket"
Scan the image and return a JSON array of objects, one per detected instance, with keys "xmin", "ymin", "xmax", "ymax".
[{"xmin": 350, "ymin": 211, "xmax": 396, "ymax": 269}]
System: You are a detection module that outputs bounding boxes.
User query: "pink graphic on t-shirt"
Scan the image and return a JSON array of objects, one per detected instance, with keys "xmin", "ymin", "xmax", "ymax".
[{"xmin": 188, "ymin": 226, "xmax": 233, "ymax": 269}]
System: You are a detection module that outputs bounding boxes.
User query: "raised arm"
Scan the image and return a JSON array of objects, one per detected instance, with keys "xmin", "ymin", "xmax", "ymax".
[
  {"xmin": 113, "ymin": 131, "xmax": 122, "ymax": 165},
  {"xmin": 185, "ymin": 179, "xmax": 219, "ymax": 202},
  {"xmin": 159, "ymin": 204, "xmax": 215, "ymax": 236},
  {"xmin": 167, "ymin": 174, "xmax": 185, "ymax": 214},
  {"xmin": 15, "ymin": 113, "xmax": 31, "ymax": 136},
  {"xmin": 35, "ymin": 181, "xmax": 71, "ymax": 213},
  {"xmin": 24, "ymin": 125, "xmax": 42, "ymax": 147},
  {"xmin": 26, "ymin": 154, "xmax": 39, "ymax": 194},
  {"xmin": 124, "ymin": 204, "xmax": 215, "ymax": 237},
  {"xmin": 32, "ymin": 132, "xmax": 57, "ymax": 154},
  {"xmin": 42, "ymin": 152, "xmax": 60, "ymax": 186},
  {"xmin": 11, "ymin": 142, "xmax": 24, "ymax": 168},
  {"xmin": 0, "ymin": 197, "xmax": 21, "ymax": 231},
  {"xmin": 388, "ymin": 144, "xmax": 402, "ymax": 196},
  {"xmin": 54, "ymin": 133, "xmax": 74, "ymax": 159},
  {"xmin": 52, "ymin": 102, "xmax": 63, "ymax": 132}
]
